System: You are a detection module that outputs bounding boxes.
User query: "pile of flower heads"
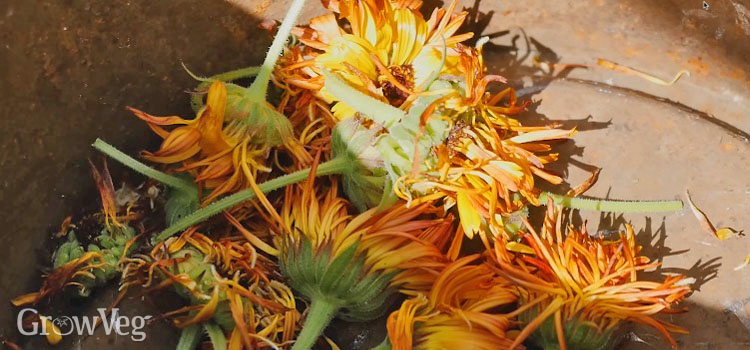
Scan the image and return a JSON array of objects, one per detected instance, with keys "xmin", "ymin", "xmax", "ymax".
[{"xmin": 12, "ymin": 1, "xmax": 693, "ymax": 350}]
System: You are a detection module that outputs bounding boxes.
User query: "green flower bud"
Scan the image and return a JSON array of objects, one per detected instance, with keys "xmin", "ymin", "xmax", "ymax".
[{"xmin": 53, "ymin": 233, "xmax": 85, "ymax": 269}]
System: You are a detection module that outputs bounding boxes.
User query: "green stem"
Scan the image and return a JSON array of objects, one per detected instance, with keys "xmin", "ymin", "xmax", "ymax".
[
  {"xmin": 207, "ymin": 66, "xmax": 261, "ymax": 83},
  {"xmin": 191, "ymin": 66, "xmax": 262, "ymax": 111},
  {"xmin": 203, "ymin": 322, "xmax": 227, "ymax": 350},
  {"xmin": 539, "ymin": 192, "xmax": 683, "ymax": 212},
  {"xmin": 246, "ymin": 0, "xmax": 308, "ymax": 100},
  {"xmin": 292, "ymin": 297, "xmax": 340, "ymax": 350},
  {"xmin": 153, "ymin": 156, "xmax": 349, "ymax": 243},
  {"xmin": 176, "ymin": 324, "xmax": 201, "ymax": 350},
  {"xmin": 93, "ymin": 138, "xmax": 195, "ymax": 193}
]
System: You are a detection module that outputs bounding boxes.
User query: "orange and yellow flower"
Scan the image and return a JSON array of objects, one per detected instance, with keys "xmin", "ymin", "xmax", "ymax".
[
  {"xmin": 395, "ymin": 43, "xmax": 575, "ymax": 243},
  {"xmin": 275, "ymin": 175, "xmax": 457, "ymax": 295},
  {"xmin": 131, "ymin": 81, "xmax": 312, "ymax": 203},
  {"xmin": 491, "ymin": 203, "xmax": 690, "ymax": 350},
  {"xmin": 387, "ymin": 256, "xmax": 521, "ymax": 350},
  {"xmin": 123, "ymin": 227, "xmax": 300, "ymax": 350},
  {"xmin": 288, "ymin": 0, "xmax": 472, "ymax": 119}
]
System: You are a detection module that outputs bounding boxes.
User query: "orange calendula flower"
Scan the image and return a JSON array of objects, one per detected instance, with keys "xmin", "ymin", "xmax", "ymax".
[
  {"xmin": 395, "ymin": 43, "xmax": 575, "ymax": 243},
  {"xmin": 491, "ymin": 203, "xmax": 690, "ymax": 350},
  {"xmin": 122, "ymin": 228, "xmax": 300, "ymax": 350},
  {"xmin": 131, "ymin": 81, "xmax": 306, "ymax": 203},
  {"xmin": 269, "ymin": 174, "xmax": 457, "ymax": 350},
  {"xmin": 290, "ymin": 0, "xmax": 472, "ymax": 119},
  {"xmin": 387, "ymin": 255, "xmax": 521, "ymax": 350}
]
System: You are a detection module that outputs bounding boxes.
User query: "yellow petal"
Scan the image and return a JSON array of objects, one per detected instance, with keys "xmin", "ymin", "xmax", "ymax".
[
  {"xmin": 715, "ymin": 227, "xmax": 734, "ymax": 240},
  {"xmin": 506, "ymin": 241, "xmax": 535, "ymax": 255},
  {"xmin": 509, "ymin": 128, "xmax": 577, "ymax": 144},
  {"xmin": 174, "ymin": 286, "xmax": 219, "ymax": 328},
  {"xmin": 41, "ymin": 315, "xmax": 62, "ymax": 345},
  {"xmin": 457, "ymin": 192, "xmax": 481, "ymax": 238},
  {"xmin": 735, "ymin": 254, "xmax": 750, "ymax": 271}
]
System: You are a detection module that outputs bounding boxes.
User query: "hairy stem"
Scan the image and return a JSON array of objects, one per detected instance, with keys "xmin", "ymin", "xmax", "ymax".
[
  {"xmin": 93, "ymin": 138, "xmax": 195, "ymax": 194},
  {"xmin": 153, "ymin": 156, "xmax": 349, "ymax": 243},
  {"xmin": 203, "ymin": 322, "xmax": 227, "ymax": 350},
  {"xmin": 246, "ymin": 0, "xmax": 308, "ymax": 100},
  {"xmin": 291, "ymin": 297, "xmax": 340, "ymax": 350},
  {"xmin": 191, "ymin": 66, "xmax": 261, "ymax": 110},
  {"xmin": 176, "ymin": 324, "xmax": 201, "ymax": 350},
  {"xmin": 539, "ymin": 192, "xmax": 683, "ymax": 212}
]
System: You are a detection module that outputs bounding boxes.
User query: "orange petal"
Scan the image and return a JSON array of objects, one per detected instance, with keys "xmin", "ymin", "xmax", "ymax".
[
  {"xmin": 197, "ymin": 82, "xmax": 232, "ymax": 155},
  {"xmin": 11, "ymin": 292, "xmax": 40, "ymax": 306}
]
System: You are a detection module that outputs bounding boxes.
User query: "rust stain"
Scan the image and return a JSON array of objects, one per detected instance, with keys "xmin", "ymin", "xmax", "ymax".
[{"xmin": 686, "ymin": 56, "xmax": 711, "ymax": 76}]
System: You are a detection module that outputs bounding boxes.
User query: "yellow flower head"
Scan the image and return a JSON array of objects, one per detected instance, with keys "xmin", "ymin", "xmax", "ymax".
[
  {"xmin": 387, "ymin": 256, "xmax": 519, "ymax": 350},
  {"xmin": 491, "ymin": 203, "xmax": 690, "ymax": 350},
  {"xmin": 291, "ymin": 0, "xmax": 472, "ymax": 119}
]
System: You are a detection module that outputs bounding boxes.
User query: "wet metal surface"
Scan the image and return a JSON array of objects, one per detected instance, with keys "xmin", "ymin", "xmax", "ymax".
[{"xmin": 1, "ymin": 0, "xmax": 749, "ymax": 349}]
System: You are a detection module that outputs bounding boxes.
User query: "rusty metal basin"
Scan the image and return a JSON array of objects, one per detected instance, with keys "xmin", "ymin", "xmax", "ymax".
[{"xmin": 1, "ymin": 0, "xmax": 748, "ymax": 349}]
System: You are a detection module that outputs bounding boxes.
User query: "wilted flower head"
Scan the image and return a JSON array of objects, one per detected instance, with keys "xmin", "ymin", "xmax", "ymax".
[
  {"xmin": 123, "ymin": 228, "xmax": 300, "ymax": 350},
  {"xmin": 491, "ymin": 203, "xmax": 690, "ymax": 350},
  {"xmin": 394, "ymin": 43, "xmax": 575, "ymax": 242}
]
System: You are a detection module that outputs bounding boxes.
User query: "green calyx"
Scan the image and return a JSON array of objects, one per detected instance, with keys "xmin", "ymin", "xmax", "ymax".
[
  {"xmin": 223, "ymin": 92, "xmax": 295, "ymax": 147},
  {"xmin": 519, "ymin": 307, "xmax": 621, "ymax": 350},
  {"xmin": 187, "ymin": 0, "xmax": 308, "ymax": 148},
  {"xmin": 280, "ymin": 237, "xmax": 397, "ymax": 321},
  {"xmin": 281, "ymin": 237, "xmax": 397, "ymax": 350}
]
